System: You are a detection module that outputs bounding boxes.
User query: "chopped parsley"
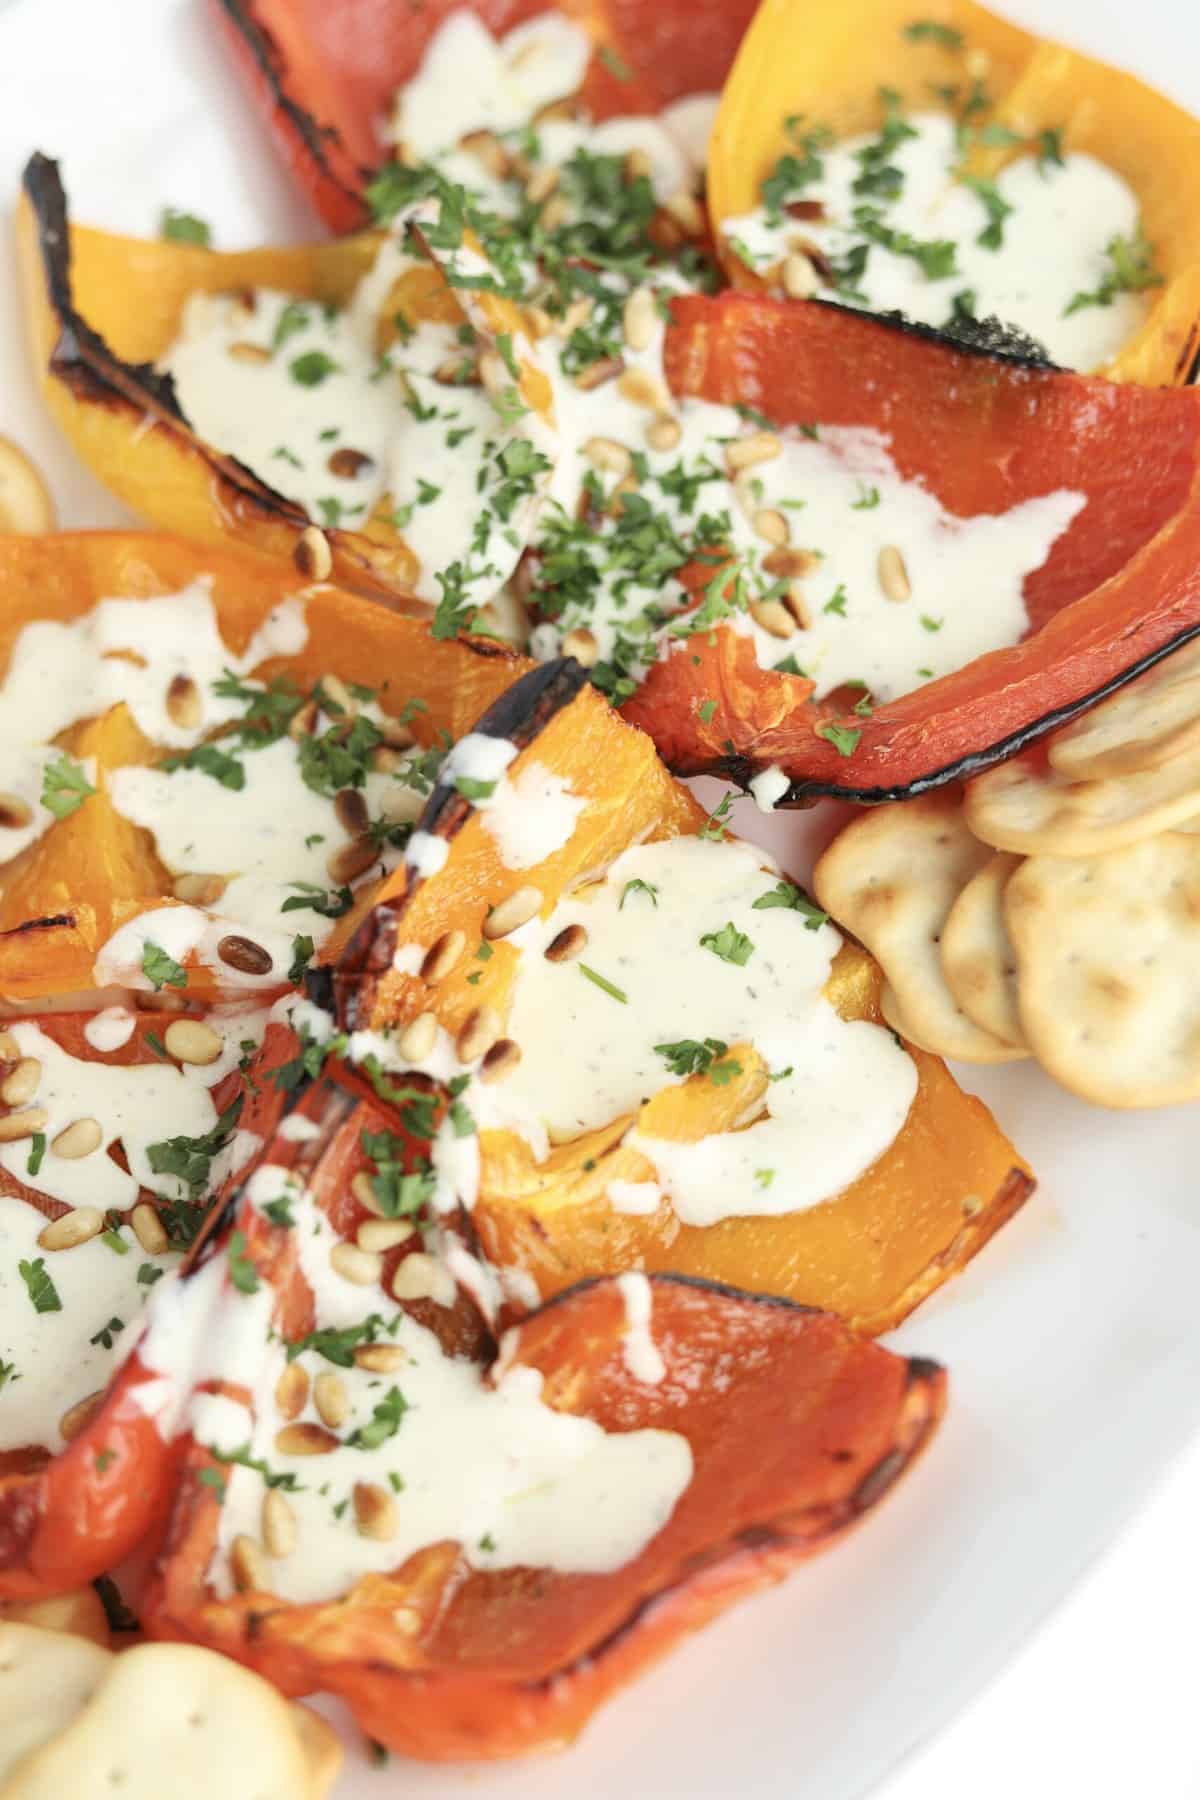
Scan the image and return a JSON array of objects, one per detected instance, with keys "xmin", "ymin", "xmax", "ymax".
[
  {"xmin": 25, "ymin": 1132, "xmax": 45, "ymax": 1178},
  {"xmin": 360, "ymin": 1129, "xmax": 436, "ymax": 1220},
  {"xmin": 699, "ymin": 794, "xmax": 734, "ymax": 841},
  {"xmin": 289, "ymin": 350, "xmax": 340, "ymax": 387},
  {"xmin": 147, "ymin": 1095, "xmax": 243, "ymax": 1204},
  {"xmin": 655, "ymin": 1038, "xmax": 743, "ymax": 1083},
  {"xmin": 698, "ymin": 922, "xmax": 755, "ymax": 966},
  {"xmin": 752, "ymin": 880, "xmax": 829, "ymax": 929},
  {"xmin": 137, "ymin": 1262, "xmax": 165, "ymax": 1287},
  {"xmin": 287, "ymin": 1314, "xmax": 397, "ymax": 1367},
  {"xmin": 160, "ymin": 742, "xmax": 246, "ymax": 789},
  {"xmin": 578, "ymin": 963, "xmax": 628, "ymax": 1004},
  {"xmin": 348, "ymin": 1385, "xmax": 409, "ymax": 1450},
  {"xmin": 141, "ymin": 941, "xmax": 188, "ymax": 992},
  {"xmin": 816, "ymin": 722, "xmax": 863, "ymax": 757},
  {"xmin": 227, "ymin": 1229, "xmax": 259, "ymax": 1295},
  {"xmin": 902, "ymin": 20, "xmax": 963, "ymax": 48},
  {"xmin": 160, "ymin": 207, "xmax": 212, "ymax": 247},
  {"xmin": 41, "ymin": 753, "xmax": 96, "ymax": 819},
  {"xmin": 851, "ymin": 483, "xmax": 881, "ymax": 510},
  {"xmin": 18, "ymin": 1257, "xmax": 61, "ymax": 1314},
  {"xmin": 89, "ymin": 1316, "xmax": 125, "ymax": 1351},
  {"xmin": 620, "ymin": 878, "xmax": 659, "ymax": 909},
  {"xmin": 288, "ymin": 934, "xmax": 315, "ymax": 983},
  {"xmin": 1064, "ymin": 232, "xmax": 1163, "ymax": 314},
  {"xmin": 962, "ymin": 176, "xmax": 1014, "ymax": 250},
  {"xmin": 598, "ymin": 44, "xmax": 633, "ymax": 80}
]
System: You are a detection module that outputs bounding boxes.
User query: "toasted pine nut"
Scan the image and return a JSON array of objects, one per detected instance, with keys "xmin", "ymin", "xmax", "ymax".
[
  {"xmin": 327, "ymin": 835, "xmax": 377, "ymax": 885},
  {"xmin": 354, "ymin": 1342, "xmax": 407, "ymax": 1373},
  {"xmin": 456, "ymin": 1005, "xmax": 501, "ymax": 1064},
  {"xmin": 1, "ymin": 1058, "xmax": 41, "ymax": 1106},
  {"xmin": 172, "ymin": 872, "xmax": 227, "ymax": 906},
  {"xmin": 0, "ymin": 437, "xmax": 55, "ymax": 534},
  {"xmin": 783, "ymin": 583, "xmax": 813, "ymax": 630},
  {"xmin": 763, "ymin": 547, "xmax": 820, "ymax": 580},
  {"xmin": 646, "ymin": 413, "xmax": 682, "ymax": 452},
  {"xmin": 327, "ymin": 446, "xmax": 374, "ymax": 479},
  {"xmin": 60, "ymin": 1391, "xmax": 103, "ymax": 1443},
  {"xmin": 726, "ymin": 431, "xmax": 782, "ymax": 472},
  {"xmin": 398, "ymin": 1012, "xmax": 437, "ymax": 1062},
  {"xmin": 275, "ymin": 1422, "xmax": 338, "ymax": 1456},
  {"xmin": 131, "ymin": 1202, "xmax": 169, "ymax": 1256},
  {"xmin": 754, "ymin": 508, "xmax": 790, "ymax": 547},
  {"xmin": 274, "ymin": 1363, "xmax": 309, "ymax": 1421},
  {"xmin": 319, "ymin": 674, "xmax": 356, "ymax": 717},
  {"xmin": 357, "ymin": 1218, "xmax": 415, "ymax": 1253},
  {"xmin": 262, "ymin": 1489, "xmax": 297, "ymax": 1558},
  {"xmin": 0, "ymin": 1108, "xmax": 47, "ymax": 1143},
  {"xmin": 539, "ymin": 193, "xmax": 570, "ymax": 231},
  {"xmin": 216, "ymin": 934, "xmax": 273, "ymax": 976},
  {"xmin": 288, "ymin": 698, "xmax": 319, "ymax": 741},
  {"xmin": 781, "ymin": 252, "xmax": 819, "ymax": 299},
  {"xmin": 231, "ymin": 1534, "xmax": 272, "ymax": 1592},
  {"xmin": 164, "ymin": 1018, "xmax": 223, "ymax": 1066},
  {"xmin": 330, "ymin": 1241, "xmax": 383, "ymax": 1286},
  {"xmin": 617, "ymin": 368, "xmax": 669, "ymax": 411},
  {"xmin": 166, "ymin": 674, "xmax": 202, "ymax": 731},
  {"xmin": 0, "ymin": 1032, "xmax": 16, "ymax": 1063},
  {"xmin": 461, "ymin": 128, "xmax": 510, "ymax": 178},
  {"xmin": 484, "ymin": 886, "xmax": 543, "ymax": 940},
  {"xmin": 314, "ymin": 1371, "xmax": 350, "ymax": 1429},
  {"xmin": 294, "ymin": 526, "xmax": 332, "ymax": 580},
  {"xmin": 525, "ymin": 163, "xmax": 560, "ymax": 204},
  {"xmin": 750, "ymin": 599, "xmax": 796, "ymax": 640},
  {"xmin": 334, "ymin": 788, "xmax": 370, "ymax": 835},
  {"xmin": 573, "ymin": 356, "xmax": 624, "ymax": 391},
  {"xmin": 228, "ymin": 341, "xmax": 272, "ymax": 365},
  {"xmin": 561, "ymin": 627, "xmax": 598, "ymax": 668},
  {"xmin": 0, "ymin": 794, "xmax": 33, "ymax": 830},
  {"xmin": 420, "ymin": 929, "xmax": 466, "ymax": 984},
  {"xmin": 392, "ymin": 1251, "xmax": 451, "ymax": 1303},
  {"xmin": 478, "ymin": 350, "xmax": 509, "ymax": 396},
  {"xmin": 379, "ymin": 715, "xmax": 416, "ymax": 750},
  {"xmin": 878, "ymin": 544, "xmax": 912, "ymax": 603},
  {"xmin": 38, "ymin": 1206, "xmax": 104, "ymax": 1251},
  {"xmin": 481, "ymin": 1038, "xmax": 522, "ymax": 1083},
  {"xmin": 371, "ymin": 746, "xmax": 404, "ymax": 775},
  {"xmin": 351, "ymin": 1169, "xmax": 385, "ymax": 1218},
  {"xmin": 354, "ymin": 1481, "xmax": 398, "ymax": 1541},
  {"xmin": 583, "ymin": 436, "xmax": 632, "ymax": 477},
  {"xmin": 624, "ymin": 146, "xmax": 653, "ymax": 183},
  {"xmin": 622, "ymin": 285, "xmax": 657, "ymax": 352},
  {"xmin": 663, "ymin": 188, "xmax": 704, "ymax": 235},
  {"xmin": 545, "ymin": 923, "xmax": 587, "ymax": 963},
  {"xmin": 50, "ymin": 1119, "xmax": 103, "ymax": 1162}
]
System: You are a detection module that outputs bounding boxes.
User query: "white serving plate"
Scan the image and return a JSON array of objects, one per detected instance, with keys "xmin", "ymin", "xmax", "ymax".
[{"xmin": 1, "ymin": 1, "xmax": 1198, "ymax": 1794}]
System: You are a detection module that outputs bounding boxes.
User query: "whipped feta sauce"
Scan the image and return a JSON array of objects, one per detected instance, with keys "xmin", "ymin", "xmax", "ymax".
[
  {"xmin": 83, "ymin": 1007, "xmax": 137, "ymax": 1052},
  {"xmin": 367, "ymin": 833, "xmax": 916, "ymax": 1226},
  {"xmin": 616, "ymin": 1272, "xmax": 666, "ymax": 1383},
  {"xmin": 133, "ymin": 1167, "xmax": 692, "ymax": 1608},
  {"xmin": 723, "ymin": 111, "xmax": 1155, "ymax": 370}
]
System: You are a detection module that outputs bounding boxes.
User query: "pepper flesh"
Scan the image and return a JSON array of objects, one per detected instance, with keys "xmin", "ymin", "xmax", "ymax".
[
  {"xmin": 0, "ymin": 1012, "xmax": 296, "ymax": 1601},
  {"xmin": 621, "ymin": 291, "xmax": 1200, "ymax": 799},
  {"xmin": 212, "ymin": 0, "xmax": 759, "ymax": 231},
  {"xmin": 0, "ymin": 530, "xmax": 528, "ymax": 1000},
  {"xmin": 335, "ymin": 664, "xmax": 1032, "ymax": 1332},
  {"xmin": 707, "ymin": 0, "xmax": 1200, "ymax": 386},
  {"xmin": 139, "ymin": 1083, "xmax": 947, "ymax": 1759}
]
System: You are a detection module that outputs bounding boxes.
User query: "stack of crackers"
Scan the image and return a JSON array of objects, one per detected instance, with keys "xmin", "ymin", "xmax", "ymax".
[{"xmin": 813, "ymin": 640, "xmax": 1200, "ymax": 1107}]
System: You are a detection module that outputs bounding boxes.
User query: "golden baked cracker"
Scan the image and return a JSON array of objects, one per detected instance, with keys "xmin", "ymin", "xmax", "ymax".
[
  {"xmin": 0, "ymin": 1641, "xmax": 336, "ymax": 1799},
  {"xmin": 1049, "ymin": 638, "xmax": 1200, "ymax": 781},
  {"xmin": 940, "ymin": 853, "xmax": 1027, "ymax": 1049},
  {"xmin": 813, "ymin": 791, "xmax": 1025, "ymax": 1063},
  {"xmin": 1005, "ymin": 834, "xmax": 1200, "ymax": 1107},
  {"xmin": 0, "ymin": 1588, "xmax": 110, "ymax": 1648},
  {"xmin": 0, "ymin": 1623, "xmax": 111, "ymax": 1783},
  {"xmin": 290, "ymin": 1704, "xmax": 344, "ymax": 1797},
  {"xmin": 964, "ymin": 743, "xmax": 1200, "ymax": 857}
]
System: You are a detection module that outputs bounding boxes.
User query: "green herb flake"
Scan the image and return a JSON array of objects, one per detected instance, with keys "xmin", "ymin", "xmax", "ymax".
[
  {"xmin": 903, "ymin": 20, "xmax": 963, "ymax": 48},
  {"xmin": 348, "ymin": 1384, "xmax": 409, "ymax": 1451},
  {"xmin": 578, "ymin": 963, "xmax": 628, "ymax": 1004},
  {"xmin": 160, "ymin": 208, "xmax": 212, "ymax": 247},
  {"xmin": 89, "ymin": 1316, "xmax": 125, "ymax": 1351},
  {"xmin": 289, "ymin": 350, "xmax": 340, "ymax": 387},
  {"xmin": 40, "ymin": 753, "xmax": 97, "ymax": 820},
  {"xmin": 141, "ymin": 941, "xmax": 188, "ymax": 992},
  {"xmin": 25, "ymin": 1133, "xmax": 45, "ymax": 1178},
  {"xmin": 620, "ymin": 878, "xmax": 659, "ymax": 910},
  {"xmin": 227, "ymin": 1229, "xmax": 260, "ymax": 1295},
  {"xmin": 137, "ymin": 1262, "xmax": 165, "ymax": 1287},
  {"xmin": 698, "ymin": 922, "xmax": 755, "ymax": 966},
  {"xmin": 698, "ymin": 698, "xmax": 718, "ymax": 723},
  {"xmin": 752, "ymin": 880, "xmax": 829, "ymax": 929},
  {"xmin": 18, "ymin": 1257, "xmax": 61, "ymax": 1314},
  {"xmin": 288, "ymin": 934, "xmax": 315, "ymax": 984},
  {"xmin": 598, "ymin": 44, "xmax": 633, "ymax": 80},
  {"xmin": 816, "ymin": 722, "xmax": 862, "ymax": 758}
]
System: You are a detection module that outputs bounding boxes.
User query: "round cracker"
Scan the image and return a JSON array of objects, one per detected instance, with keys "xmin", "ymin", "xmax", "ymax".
[
  {"xmin": 940, "ymin": 852, "xmax": 1027, "ymax": 1048},
  {"xmin": 0, "ymin": 1623, "xmax": 112, "ymax": 1782},
  {"xmin": 1, "ymin": 1641, "xmax": 323, "ymax": 1799},
  {"xmin": 1048, "ymin": 637, "xmax": 1200, "ymax": 781},
  {"xmin": 1005, "ymin": 833, "xmax": 1200, "ymax": 1107},
  {"xmin": 813, "ymin": 791, "xmax": 1024, "ymax": 1062},
  {"xmin": 0, "ymin": 1588, "xmax": 110, "ymax": 1649},
  {"xmin": 964, "ymin": 742, "xmax": 1200, "ymax": 857},
  {"xmin": 289, "ymin": 1704, "xmax": 344, "ymax": 1798}
]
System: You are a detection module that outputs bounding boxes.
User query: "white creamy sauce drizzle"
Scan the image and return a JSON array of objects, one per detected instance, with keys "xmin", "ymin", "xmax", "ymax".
[
  {"xmin": 82, "ymin": 1005, "xmax": 137, "ymax": 1052},
  {"xmin": 723, "ymin": 112, "xmax": 1151, "ymax": 370},
  {"xmin": 606, "ymin": 1178, "xmax": 662, "ymax": 1215},
  {"xmin": 0, "ymin": 1195, "xmax": 180, "ymax": 1453},
  {"xmin": 749, "ymin": 766, "xmax": 790, "ymax": 813},
  {"xmin": 616, "ymin": 1272, "xmax": 666, "ymax": 1384},
  {"xmin": 480, "ymin": 760, "xmax": 586, "ymax": 868},
  {"xmin": 387, "ymin": 11, "xmax": 591, "ymax": 156},
  {"xmin": 135, "ymin": 1165, "xmax": 692, "ymax": 1607}
]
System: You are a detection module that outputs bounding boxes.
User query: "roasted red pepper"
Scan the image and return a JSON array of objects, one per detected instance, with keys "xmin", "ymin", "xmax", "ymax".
[
  {"xmin": 0, "ymin": 1014, "xmax": 296, "ymax": 1601},
  {"xmin": 139, "ymin": 1071, "xmax": 946, "ymax": 1760},
  {"xmin": 621, "ymin": 293, "xmax": 1200, "ymax": 800},
  {"xmin": 212, "ymin": 0, "xmax": 759, "ymax": 231}
]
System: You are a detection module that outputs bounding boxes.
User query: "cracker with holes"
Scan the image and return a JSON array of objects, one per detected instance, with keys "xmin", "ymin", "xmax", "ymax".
[
  {"xmin": 965, "ymin": 741, "xmax": 1200, "ymax": 856},
  {"xmin": 1005, "ymin": 834, "xmax": 1200, "ymax": 1107},
  {"xmin": 1049, "ymin": 639, "xmax": 1200, "ymax": 781},
  {"xmin": 0, "ymin": 1640, "xmax": 341, "ymax": 1799},
  {"xmin": 940, "ymin": 853, "xmax": 1027, "ymax": 1049},
  {"xmin": 813, "ymin": 791, "xmax": 1025, "ymax": 1063},
  {"xmin": 0, "ymin": 1623, "xmax": 111, "ymax": 1782}
]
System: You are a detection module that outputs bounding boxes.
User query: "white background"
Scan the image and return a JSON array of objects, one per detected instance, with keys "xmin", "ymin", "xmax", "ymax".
[{"xmin": 2, "ymin": 1, "xmax": 1199, "ymax": 1797}]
